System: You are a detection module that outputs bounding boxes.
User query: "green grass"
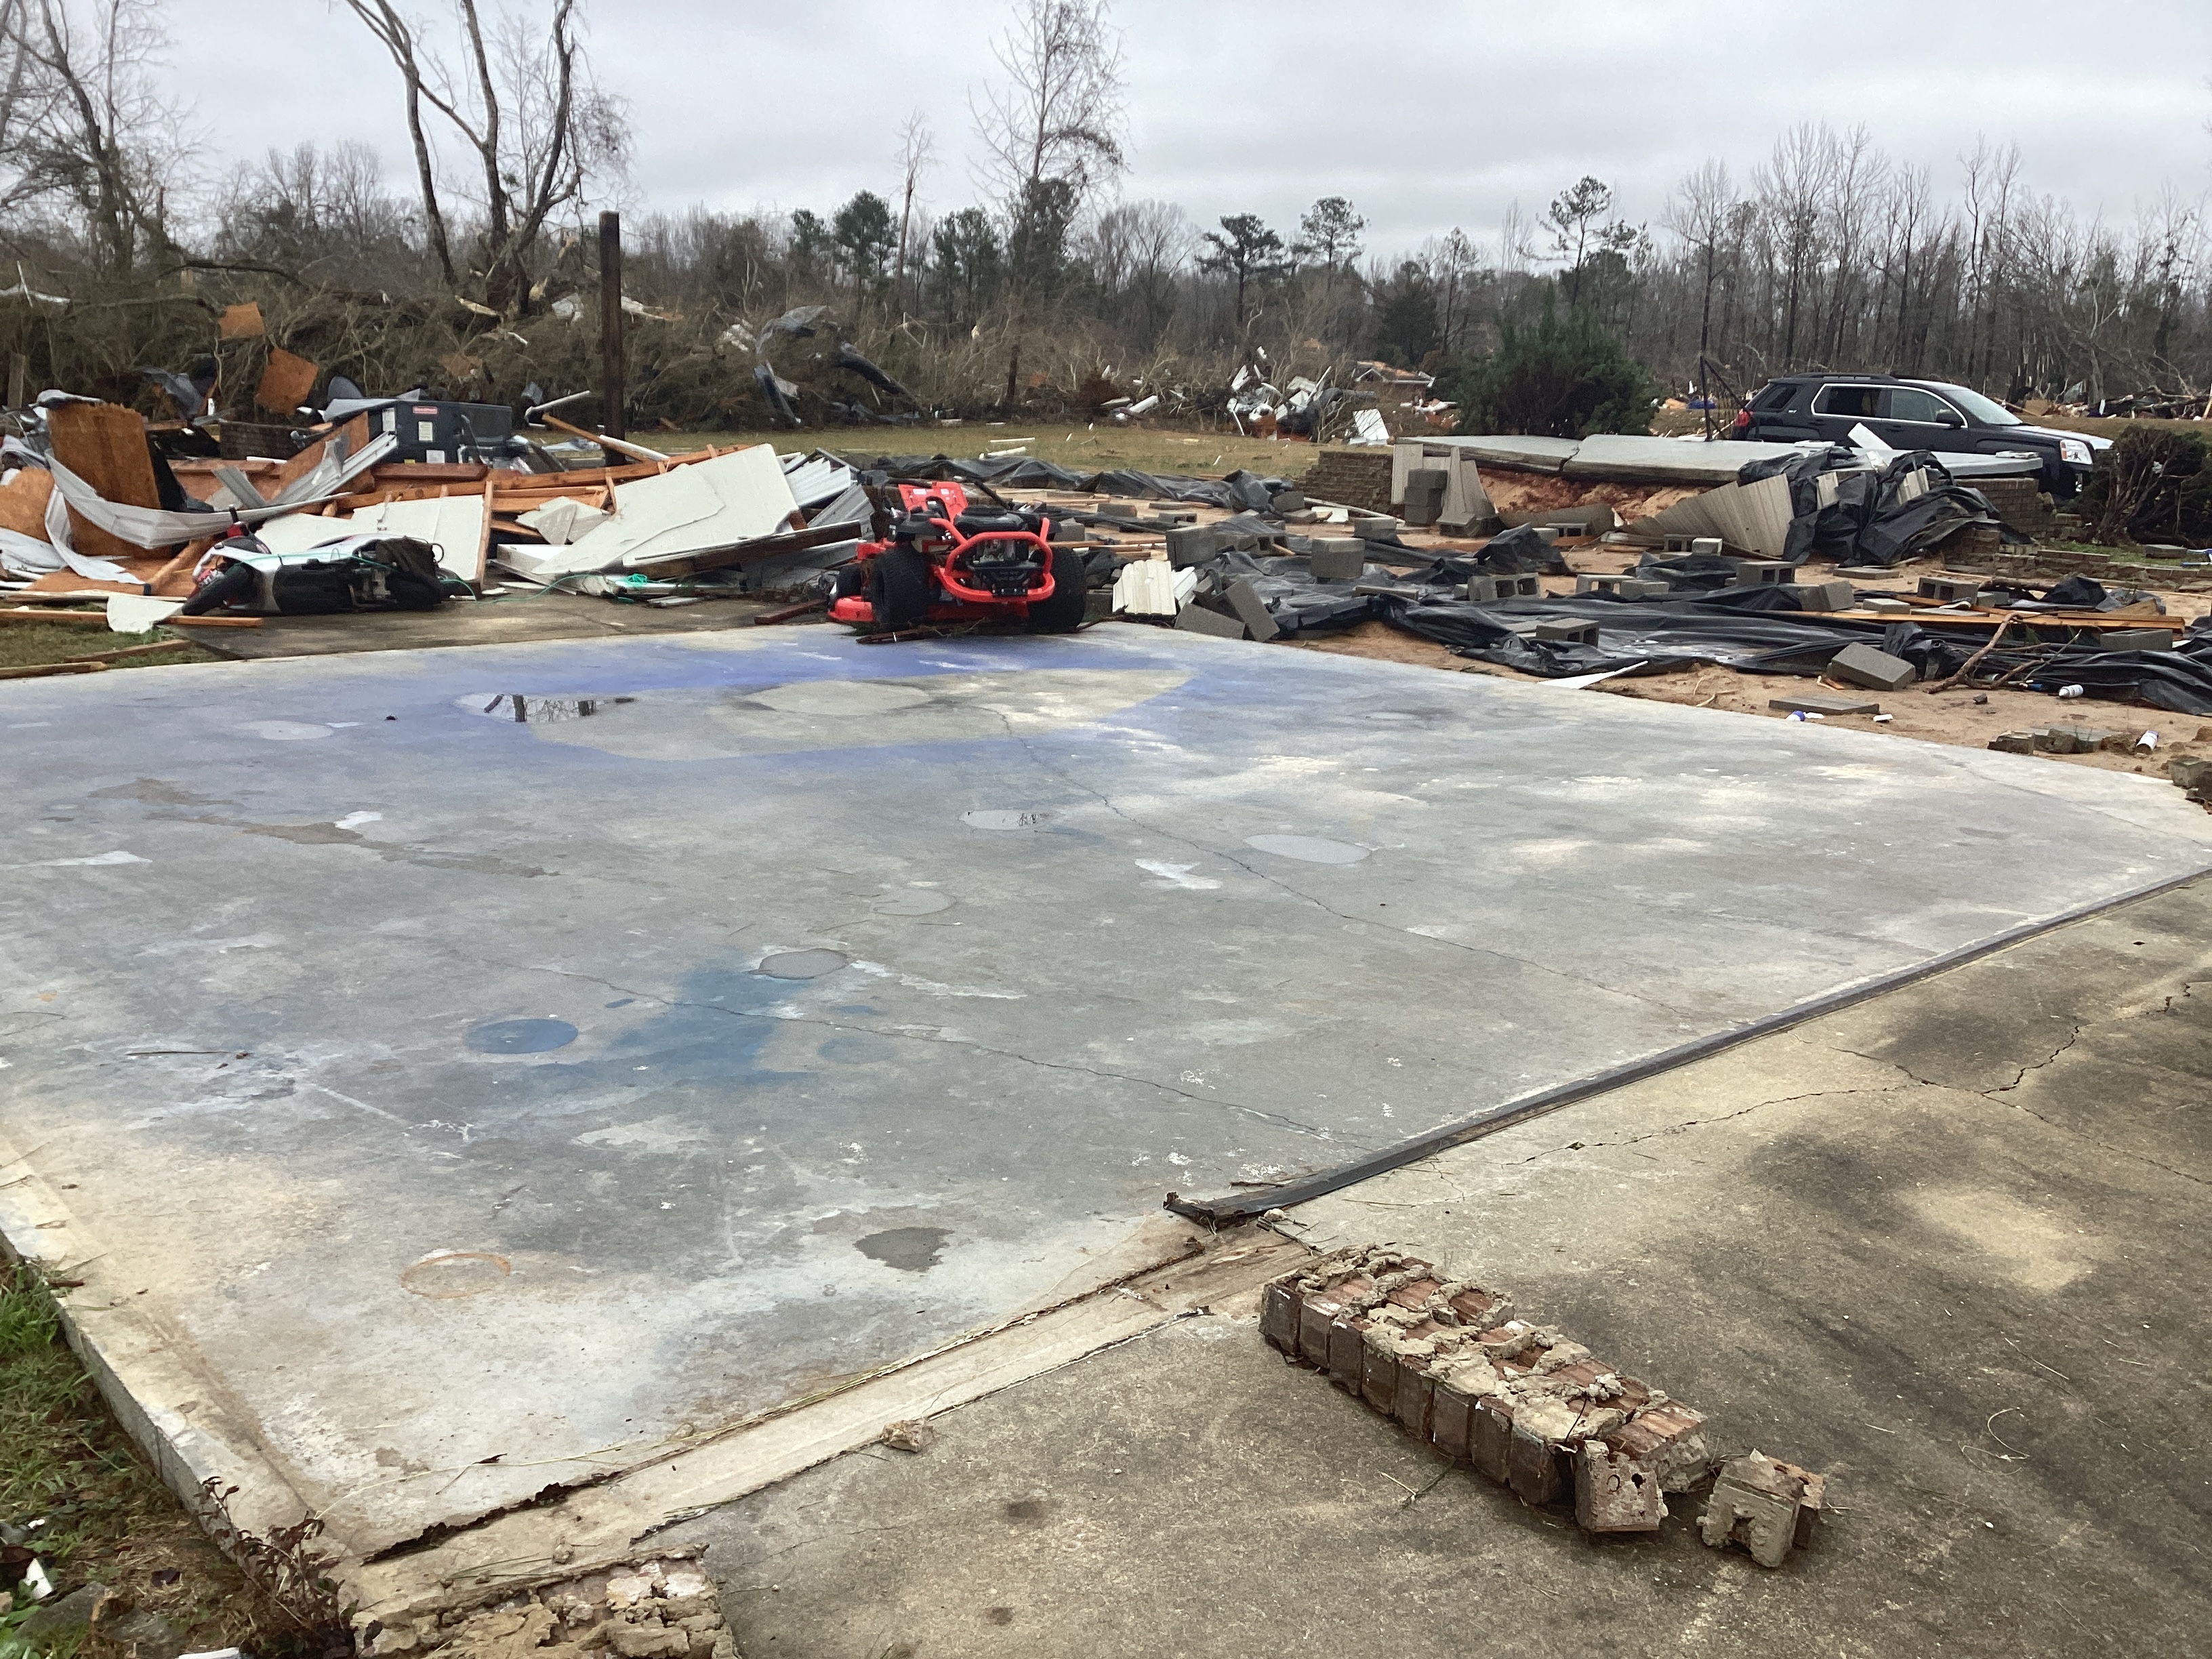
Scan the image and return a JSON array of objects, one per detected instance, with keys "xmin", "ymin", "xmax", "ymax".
[
  {"xmin": 0, "ymin": 626, "xmax": 226, "ymax": 676},
  {"xmin": 649, "ymin": 420, "xmax": 1330, "ymax": 480},
  {"xmin": 0, "ymin": 1261, "xmax": 283, "ymax": 1656}
]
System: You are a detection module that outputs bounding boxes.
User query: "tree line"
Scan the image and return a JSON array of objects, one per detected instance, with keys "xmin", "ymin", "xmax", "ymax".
[{"xmin": 1, "ymin": 0, "xmax": 2206, "ymax": 428}]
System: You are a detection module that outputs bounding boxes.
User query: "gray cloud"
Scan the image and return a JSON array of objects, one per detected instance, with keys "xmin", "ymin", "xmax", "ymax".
[{"xmin": 179, "ymin": 0, "xmax": 2212, "ymax": 257}]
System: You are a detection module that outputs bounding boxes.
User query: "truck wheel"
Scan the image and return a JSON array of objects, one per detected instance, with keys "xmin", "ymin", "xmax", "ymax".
[
  {"xmin": 1025, "ymin": 544, "xmax": 1090, "ymax": 634},
  {"xmin": 867, "ymin": 546, "xmax": 934, "ymax": 632}
]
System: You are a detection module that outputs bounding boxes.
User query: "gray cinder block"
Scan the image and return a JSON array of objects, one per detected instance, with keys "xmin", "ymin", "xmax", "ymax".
[
  {"xmin": 1827, "ymin": 642, "xmax": 1917, "ymax": 692},
  {"xmin": 1173, "ymin": 602, "xmax": 1246, "ymax": 639},
  {"xmin": 1783, "ymin": 579, "xmax": 1854, "ymax": 611},
  {"xmin": 1225, "ymin": 577, "xmax": 1280, "ymax": 642},
  {"xmin": 1166, "ymin": 525, "xmax": 1218, "ymax": 568},
  {"xmin": 1308, "ymin": 537, "xmax": 1365, "ymax": 581}
]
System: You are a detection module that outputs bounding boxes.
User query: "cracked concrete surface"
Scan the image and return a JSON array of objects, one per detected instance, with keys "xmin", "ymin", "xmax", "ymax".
[
  {"xmin": 676, "ymin": 876, "xmax": 2212, "ymax": 1659},
  {"xmin": 0, "ymin": 623, "xmax": 2207, "ymax": 1570}
]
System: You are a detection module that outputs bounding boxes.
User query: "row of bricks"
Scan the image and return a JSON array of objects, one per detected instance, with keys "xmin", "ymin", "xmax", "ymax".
[{"xmin": 1259, "ymin": 1248, "xmax": 1709, "ymax": 1533}]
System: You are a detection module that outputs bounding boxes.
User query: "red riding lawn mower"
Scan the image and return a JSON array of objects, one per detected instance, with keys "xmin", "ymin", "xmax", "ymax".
[{"xmin": 827, "ymin": 483, "xmax": 1089, "ymax": 636}]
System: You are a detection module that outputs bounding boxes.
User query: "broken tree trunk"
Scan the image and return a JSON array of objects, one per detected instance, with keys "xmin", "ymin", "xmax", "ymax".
[{"xmin": 600, "ymin": 210, "xmax": 626, "ymax": 442}]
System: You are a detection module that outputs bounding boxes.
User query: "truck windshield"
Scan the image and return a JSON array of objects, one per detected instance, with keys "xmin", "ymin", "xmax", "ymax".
[{"xmin": 1925, "ymin": 383, "xmax": 2021, "ymax": 426}]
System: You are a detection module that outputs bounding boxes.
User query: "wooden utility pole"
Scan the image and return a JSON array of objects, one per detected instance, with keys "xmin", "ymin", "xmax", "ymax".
[{"xmin": 598, "ymin": 210, "xmax": 626, "ymax": 441}]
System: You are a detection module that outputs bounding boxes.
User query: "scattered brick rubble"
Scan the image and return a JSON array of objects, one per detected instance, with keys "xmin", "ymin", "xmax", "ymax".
[
  {"xmin": 1262, "ymin": 1246, "xmax": 1824, "ymax": 1564},
  {"xmin": 369, "ymin": 1555, "xmax": 740, "ymax": 1659},
  {"xmin": 1699, "ymin": 1452, "xmax": 1828, "ymax": 1568}
]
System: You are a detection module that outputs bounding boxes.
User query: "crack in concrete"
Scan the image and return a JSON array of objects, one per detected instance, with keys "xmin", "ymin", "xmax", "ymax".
[
  {"xmin": 1986, "ymin": 1094, "xmax": 2210, "ymax": 1189},
  {"xmin": 1509, "ymin": 1084, "xmax": 1919, "ymax": 1164},
  {"xmin": 1986, "ymin": 1023, "xmax": 2085, "ymax": 1094},
  {"xmin": 476, "ymin": 957, "xmax": 1366, "ymax": 1150},
  {"xmin": 1819, "ymin": 1036, "xmax": 2207, "ymax": 1189}
]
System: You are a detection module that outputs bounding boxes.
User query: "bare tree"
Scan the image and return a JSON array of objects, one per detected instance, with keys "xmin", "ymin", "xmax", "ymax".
[
  {"xmin": 1664, "ymin": 159, "xmax": 1737, "ymax": 411},
  {"xmin": 0, "ymin": 0, "xmax": 181, "ymax": 275},
  {"xmin": 342, "ymin": 0, "xmax": 455, "ymax": 287},
  {"xmin": 892, "ymin": 110, "xmax": 935, "ymax": 316},
  {"xmin": 346, "ymin": 0, "xmax": 627, "ymax": 314},
  {"xmin": 970, "ymin": 0, "xmax": 1126, "ymax": 285}
]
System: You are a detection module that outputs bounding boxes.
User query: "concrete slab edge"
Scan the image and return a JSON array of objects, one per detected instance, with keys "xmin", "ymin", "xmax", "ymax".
[
  {"xmin": 343, "ymin": 1233, "xmax": 1309, "ymax": 1629},
  {"xmin": 1168, "ymin": 862, "xmax": 2212, "ymax": 1224},
  {"xmin": 0, "ymin": 1128, "xmax": 333, "ymax": 1555}
]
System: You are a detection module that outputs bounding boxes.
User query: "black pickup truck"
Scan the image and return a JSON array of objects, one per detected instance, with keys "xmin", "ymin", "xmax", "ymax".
[{"xmin": 1734, "ymin": 373, "xmax": 2108, "ymax": 496}]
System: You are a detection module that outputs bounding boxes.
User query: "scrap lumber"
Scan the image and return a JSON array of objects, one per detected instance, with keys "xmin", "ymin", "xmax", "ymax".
[
  {"xmin": 0, "ymin": 607, "xmax": 108, "ymax": 625},
  {"xmin": 0, "ymin": 462, "xmax": 54, "ymax": 538},
  {"xmin": 1822, "ymin": 608, "xmax": 2167, "ymax": 631},
  {"xmin": 256, "ymin": 347, "xmax": 320, "ymax": 415},
  {"xmin": 0, "ymin": 661, "xmax": 106, "ymax": 679},
  {"xmin": 47, "ymin": 401, "xmax": 160, "ymax": 565}
]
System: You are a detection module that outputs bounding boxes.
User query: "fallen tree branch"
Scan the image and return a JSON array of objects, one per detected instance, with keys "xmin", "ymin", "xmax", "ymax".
[{"xmin": 1923, "ymin": 616, "xmax": 2015, "ymax": 693}]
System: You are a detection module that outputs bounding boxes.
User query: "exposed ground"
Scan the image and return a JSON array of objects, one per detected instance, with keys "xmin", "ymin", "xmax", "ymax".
[
  {"xmin": 0, "ymin": 1263, "xmax": 293, "ymax": 1658},
  {"xmin": 1297, "ymin": 541, "xmax": 2212, "ymax": 789}
]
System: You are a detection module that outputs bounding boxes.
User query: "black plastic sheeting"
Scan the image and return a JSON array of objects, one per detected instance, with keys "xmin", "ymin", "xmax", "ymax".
[
  {"xmin": 1372, "ymin": 592, "xmax": 2212, "ymax": 715},
  {"xmin": 2004, "ymin": 617, "xmax": 2212, "ymax": 715},
  {"xmin": 840, "ymin": 452, "xmax": 1296, "ymax": 513},
  {"xmin": 1469, "ymin": 523, "xmax": 1570, "ymax": 574},
  {"xmin": 1382, "ymin": 593, "xmax": 1955, "ymax": 681},
  {"xmin": 1738, "ymin": 447, "xmax": 2024, "ymax": 568},
  {"xmin": 1180, "ymin": 547, "xmax": 2212, "ymax": 716}
]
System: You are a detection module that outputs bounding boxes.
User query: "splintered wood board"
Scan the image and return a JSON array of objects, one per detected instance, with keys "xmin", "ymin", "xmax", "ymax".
[{"xmin": 47, "ymin": 403, "xmax": 159, "ymax": 565}]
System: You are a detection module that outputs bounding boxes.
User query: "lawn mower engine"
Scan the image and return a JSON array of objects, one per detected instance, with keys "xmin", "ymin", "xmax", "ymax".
[{"xmin": 827, "ymin": 483, "xmax": 1089, "ymax": 635}]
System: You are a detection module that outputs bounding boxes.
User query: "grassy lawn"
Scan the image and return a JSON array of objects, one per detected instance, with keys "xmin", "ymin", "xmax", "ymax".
[
  {"xmin": 649, "ymin": 421, "xmax": 1332, "ymax": 478},
  {"xmin": 0, "ymin": 1263, "xmax": 289, "ymax": 1658},
  {"xmin": 0, "ymin": 627, "xmax": 227, "ymax": 677}
]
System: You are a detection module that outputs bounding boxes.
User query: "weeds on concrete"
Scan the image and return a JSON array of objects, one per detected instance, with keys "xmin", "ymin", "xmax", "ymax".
[{"xmin": 0, "ymin": 1261, "xmax": 290, "ymax": 1657}]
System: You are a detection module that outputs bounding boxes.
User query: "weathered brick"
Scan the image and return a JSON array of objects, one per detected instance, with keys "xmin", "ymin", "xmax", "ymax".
[
  {"xmin": 1471, "ymin": 1396, "xmax": 1515, "ymax": 1483},
  {"xmin": 1575, "ymin": 1441, "xmax": 1668, "ymax": 1533},
  {"xmin": 1259, "ymin": 1277, "xmax": 1304, "ymax": 1356},
  {"xmin": 1698, "ymin": 1451, "xmax": 1827, "ymax": 1568}
]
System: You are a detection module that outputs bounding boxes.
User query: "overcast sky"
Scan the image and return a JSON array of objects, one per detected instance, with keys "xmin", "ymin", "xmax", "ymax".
[{"xmin": 176, "ymin": 0, "xmax": 2212, "ymax": 259}]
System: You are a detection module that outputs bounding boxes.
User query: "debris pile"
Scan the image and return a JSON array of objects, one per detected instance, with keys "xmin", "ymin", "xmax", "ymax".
[
  {"xmin": 1261, "ymin": 1247, "xmax": 1827, "ymax": 1565},
  {"xmin": 370, "ymin": 1555, "xmax": 739, "ymax": 1659}
]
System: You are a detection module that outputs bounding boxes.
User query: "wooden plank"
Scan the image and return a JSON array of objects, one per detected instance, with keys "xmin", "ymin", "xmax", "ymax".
[
  {"xmin": 256, "ymin": 347, "xmax": 320, "ymax": 415},
  {"xmin": 476, "ymin": 475, "xmax": 496, "ymax": 581},
  {"xmin": 1821, "ymin": 608, "xmax": 2173, "ymax": 631},
  {"xmin": 165, "ymin": 615, "xmax": 262, "ymax": 630},
  {"xmin": 0, "ymin": 661, "xmax": 106, "ymax": 679},
  {"xmin": 47, "ymin": 401, "xmax": 159, "ymax": 566},
  {"xmin": 367, "ymin": 461, "xmax": 491, "ymax": 485},
  {"xmin": 0, "ymin": 607, "xmax": 108, "ymax": 625}
]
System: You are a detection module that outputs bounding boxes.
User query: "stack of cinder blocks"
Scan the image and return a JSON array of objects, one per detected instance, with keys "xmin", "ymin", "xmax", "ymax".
[
  {"xmin": 1402, "ymin": 468, "xmax": 1449, "ymax": 528},
  {"xmin": 1259, "ymin": 1248, "xmax": 1713, "ymax": 1536}
]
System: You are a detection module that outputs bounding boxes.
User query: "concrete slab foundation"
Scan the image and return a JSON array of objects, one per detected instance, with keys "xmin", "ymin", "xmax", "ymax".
[
  {"xmin": 665, "ymin": 880, "xmax": 2212, "ymax": 1658},
  {"xmin": 1, "ymin": 621, "xmax": 2205, "ymax": 1583}
]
